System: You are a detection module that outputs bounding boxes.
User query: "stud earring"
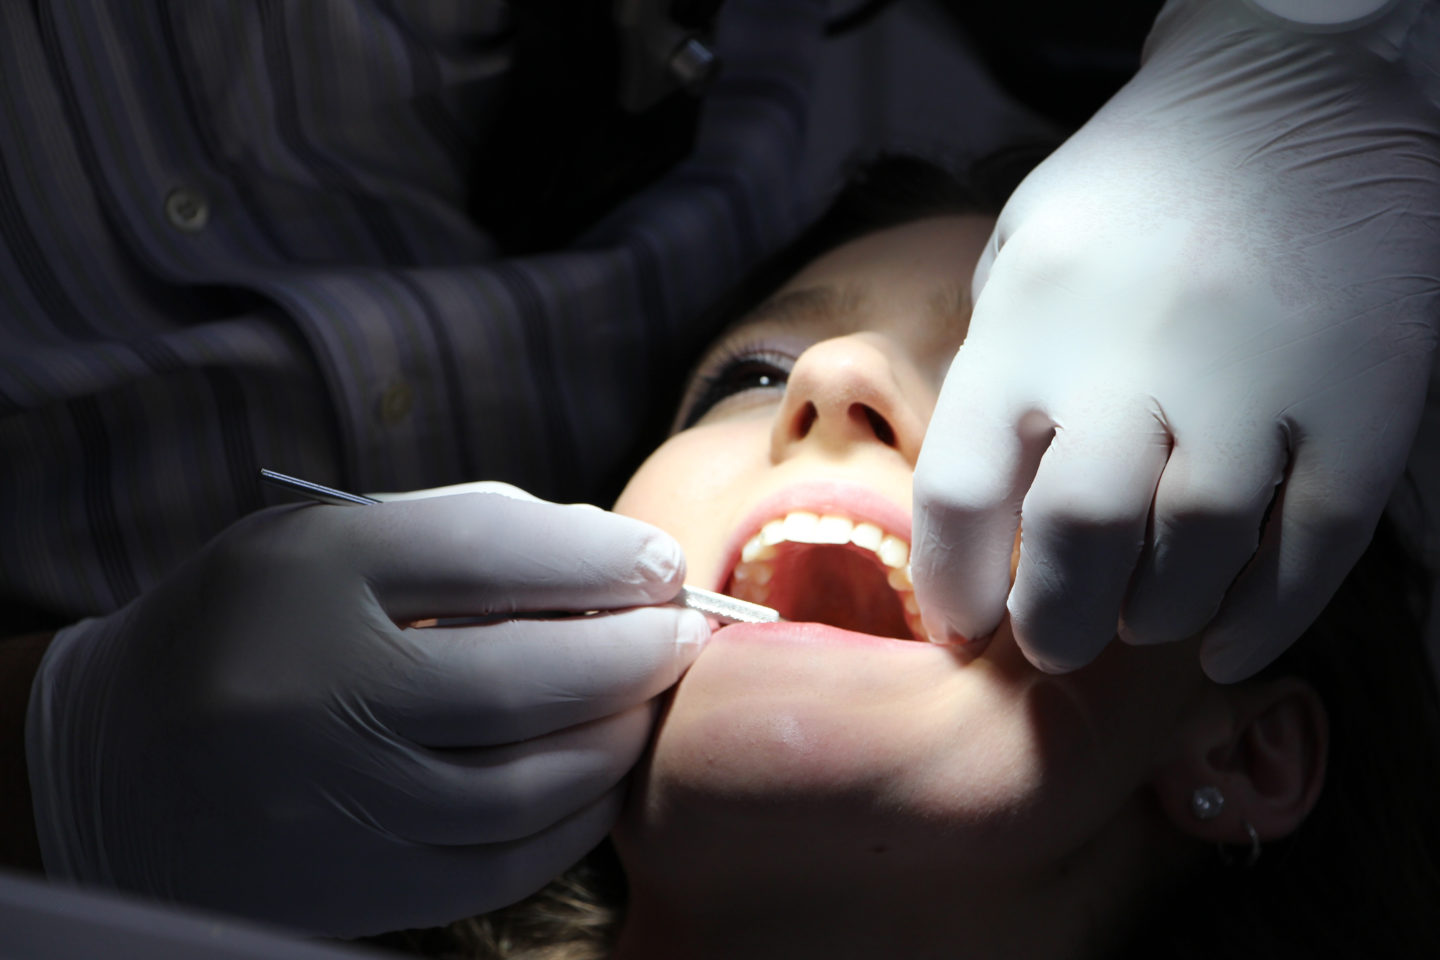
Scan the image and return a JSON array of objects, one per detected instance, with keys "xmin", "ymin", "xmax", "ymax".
[{"xmin": 1190, "ymin": 785, "xmax": 1225, "ymax": 821}]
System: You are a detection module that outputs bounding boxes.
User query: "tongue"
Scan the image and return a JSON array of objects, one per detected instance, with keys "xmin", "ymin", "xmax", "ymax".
[{"xmin": 761, "ymin": 544, "xmax": 912, "ymax": 640}]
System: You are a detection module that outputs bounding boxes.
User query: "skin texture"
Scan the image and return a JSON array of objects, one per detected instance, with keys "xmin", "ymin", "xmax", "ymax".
[{"xmin": 608, "ymin": 216, "xmax": 1323, "ymax": 959}]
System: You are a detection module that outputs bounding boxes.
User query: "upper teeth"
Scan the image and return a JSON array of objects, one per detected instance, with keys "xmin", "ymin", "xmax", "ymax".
[
  {"xmin": 743, "ymin": 512, "xmax": 909, "ymax": 567},
  {"xmin": 730, "ymin": 510, "xmax": 922, "ymax": 638}
]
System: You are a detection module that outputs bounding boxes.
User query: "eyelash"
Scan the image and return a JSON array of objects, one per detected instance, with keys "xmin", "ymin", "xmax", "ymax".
[{"xmin": 680, "ymin": 342, "xmax": 795, "ymax": 429}]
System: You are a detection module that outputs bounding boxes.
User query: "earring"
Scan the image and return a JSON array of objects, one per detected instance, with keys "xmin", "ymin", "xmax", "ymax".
[
  {"xmin": 1218, "ymin": 820, "xmax": 1263, "ymax": 869},
  {"xmin": 1190, "ymin": 785, "xmax": 1225, "ymax": 821}
]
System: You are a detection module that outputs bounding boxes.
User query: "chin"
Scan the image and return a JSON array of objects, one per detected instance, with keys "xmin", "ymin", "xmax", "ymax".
[{"xmin": 616, "ymin": 621, "xmax": 1068, "ymax": 891}]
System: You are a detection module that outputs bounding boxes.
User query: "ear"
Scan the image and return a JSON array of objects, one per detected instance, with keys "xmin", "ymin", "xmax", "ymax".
[{"xmin": 1151, "ymin": 678, "xmax": 1328, "ymax": 846}]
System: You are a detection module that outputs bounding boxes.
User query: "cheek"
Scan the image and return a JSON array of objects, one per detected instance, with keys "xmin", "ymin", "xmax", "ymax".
[
  {"xmin": 942, "ymin": 625, "xmax": 1206, "ymax": 849},
  {"xmin": 612, "ymin": 420, "xmax": 771, "ymax": 587},
  {"xmin": 896, "ymin": 664, "xmax": 1195, "ymax": 870}
]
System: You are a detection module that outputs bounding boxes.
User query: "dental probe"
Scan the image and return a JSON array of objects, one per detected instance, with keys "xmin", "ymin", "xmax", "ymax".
[{"xmin": 258, "ymin": 468, "xmax": 782, "ymax": 625}]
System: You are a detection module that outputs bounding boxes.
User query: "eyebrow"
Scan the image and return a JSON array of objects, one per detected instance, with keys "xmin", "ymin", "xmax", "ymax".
[
  {"xmin": 736, "ymin": 285, "xmax": 862, "ymax": 331},
  {"xmin": 734, "ymin": 281, "xmax": 971, "ymax": 338},
  {"xmin": 927, "ymin": 283, "xmax": 972, "ymax": 340}
]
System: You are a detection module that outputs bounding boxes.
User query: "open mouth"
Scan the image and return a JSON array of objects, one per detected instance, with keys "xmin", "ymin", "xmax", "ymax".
[{"xmin": 724, "ymin": 510, "xmax": 924, "ymax": 642}]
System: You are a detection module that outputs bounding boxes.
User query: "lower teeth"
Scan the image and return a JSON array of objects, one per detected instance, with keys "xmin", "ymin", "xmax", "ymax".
[{"xmin": 727, "ymin": 572, "xmax": 926, "ymax": 642}]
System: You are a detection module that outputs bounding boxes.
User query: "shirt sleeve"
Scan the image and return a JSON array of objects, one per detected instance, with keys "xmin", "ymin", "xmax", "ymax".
[{"xmin": 0, "ymin": 0, "xmax": 828, "ymax": 625}]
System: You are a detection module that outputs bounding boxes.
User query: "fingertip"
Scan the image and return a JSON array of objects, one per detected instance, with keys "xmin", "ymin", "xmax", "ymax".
[
  {"xmin": 1198, "ymin": 601, "xmax": 1299, "ymax": 682},
  {"xmin": 1008, "ymin": 579, "xmax": 1113, "ymax": 675},
  {"xmin": 912, "ymin": 554, "xmax": 1011, "ymax": 652},
  {"xmin": 926, "ymin": 627, "xmax": 996, "ymax": 670},
  {"xmin": 911, "ymin": 481, "xmax": 1028, "ymax": 658},
  {"xmin": 674, "ymin": 608, "xmax": 711, "ymax": 659},
  {"xmin": 1116, "ymin": 618, "xmax": 1174, "ymax": 647},
  {"xmin": 918, "ymin": 601, "xmax": 998, "ymax": 649},
  {"xmin": 1199, "ymin": 634, "xmax": 1270, "ymax": 684},
  {"xmin": 923, "ymin": 619, "xmax": 994, "ymax": 648},
  {"xmin": 1021, "ymin": 645, "xmax": 1087, "ymax": 675},
  {"xmin": 663, "ymin": 608, "xmax": 709, "ymax": 686},
  {"xmin": 1010, "ymin": 592, "xmax": 1108, "ymax": 673},
  {"xmin": 1199, "ymin": 651, "xmax": 1244, "ymax": 684},
  {"xmin": 633, "ymin": 528, "xmax": 687, "ymax": 595},
  {"xmin": 564, "ymin": 504, "xmax": 687, "ymax": 591}
]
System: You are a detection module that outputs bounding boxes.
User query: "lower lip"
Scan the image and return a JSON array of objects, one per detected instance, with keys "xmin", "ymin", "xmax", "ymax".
[{"xmin": 715, "ymin": 620, "xmax": 933, "ymax": 650}]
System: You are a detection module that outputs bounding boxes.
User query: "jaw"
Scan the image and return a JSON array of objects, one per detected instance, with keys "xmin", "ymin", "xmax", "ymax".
[{"xmin": 613, "ymin": 708, "xmax": 1178, "ymax": 960}]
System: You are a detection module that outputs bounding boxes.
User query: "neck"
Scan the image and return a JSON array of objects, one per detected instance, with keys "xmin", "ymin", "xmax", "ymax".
[
  {"xmin": 614, "ymin": 875, "xmax": 1076, "ymax": 960},
  {"xmin": 612, "ymin": 797, "xmax": 1178, "ymax": 960}
]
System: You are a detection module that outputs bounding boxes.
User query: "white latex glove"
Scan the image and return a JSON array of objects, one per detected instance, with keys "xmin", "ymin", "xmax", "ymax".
[
  {"xmin": 913, "ymin": 0, "xmax": 1440, "ymax": 680},
  {"xmin": 27, "ymin": 490, "xmax": 707, "ymax": 935}
]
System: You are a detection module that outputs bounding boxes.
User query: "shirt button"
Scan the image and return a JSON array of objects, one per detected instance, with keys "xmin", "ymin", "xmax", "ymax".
[
  {"xmin": 377, "ymin": 380, "xmax": 415, "ymax": 425},
  {"xmin": 164, "ymin": 186, "xmax": 210, "ymax": 232}
]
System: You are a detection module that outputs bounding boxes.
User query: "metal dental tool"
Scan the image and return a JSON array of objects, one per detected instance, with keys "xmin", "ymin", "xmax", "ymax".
[
  {"xmin": 669, "ymin": 585, "xmax": 781, "ymax": 625},
  {"xmin": 259, "ymin": 468, "xmax": 781, "ymax": 625}
]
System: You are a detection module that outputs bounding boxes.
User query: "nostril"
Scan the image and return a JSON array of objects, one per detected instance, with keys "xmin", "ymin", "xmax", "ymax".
[
  {"xmin": 854, "ymin": 404, "xmax": 896, "ymax": 447},
  {"xmin": 793, "ymin": 402, "xmax": 817, "ymax": 439}
]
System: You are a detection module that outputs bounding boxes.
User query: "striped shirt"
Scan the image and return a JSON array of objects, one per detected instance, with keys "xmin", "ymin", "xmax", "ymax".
[{"xmin": 0, "ymin": 0, "xmax": 831, "ymax": 627}]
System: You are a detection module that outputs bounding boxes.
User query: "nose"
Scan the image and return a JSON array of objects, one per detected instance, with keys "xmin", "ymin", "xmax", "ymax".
[{"xmin": 770, "ymin": 334, "xmax": 928, "ymax": 465}]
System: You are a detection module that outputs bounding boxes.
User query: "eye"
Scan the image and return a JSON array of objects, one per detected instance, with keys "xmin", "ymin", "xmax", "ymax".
[{"xmin": 679, "ymin": 349, "xmax": 793, "ymax": 429}]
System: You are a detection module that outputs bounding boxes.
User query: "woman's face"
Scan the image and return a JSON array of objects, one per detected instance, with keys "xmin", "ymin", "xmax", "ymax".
[{"xmin": 612, "ymin": 216, "xmax": 1206, "ymax": 900}]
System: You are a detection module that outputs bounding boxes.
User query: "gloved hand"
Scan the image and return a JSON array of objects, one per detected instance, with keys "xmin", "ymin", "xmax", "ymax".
[
  {"xmin": 27, "ymin": 488, "xmax": 707, "ymax": 935},
  {"xmin": 913, "ymin": 0, "xmax": 1440, "ymax": 680}
]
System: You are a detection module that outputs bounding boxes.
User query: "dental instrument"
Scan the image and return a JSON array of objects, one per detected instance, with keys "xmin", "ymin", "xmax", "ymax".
[{"xmin": 259, "ymin": 468, "xmax": 781, "ymax": 625}]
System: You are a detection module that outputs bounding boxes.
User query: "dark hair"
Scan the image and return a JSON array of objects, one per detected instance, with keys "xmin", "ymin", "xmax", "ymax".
[
  {"xmin": 699, "ymin": 144, "xmax": 1051, "ymax": 317},
  {"xmin": 1120, "ymin": 513, "xmax": 1440, "ymax": 958},
  {"xmin": 368, "ymin": 154, "xmax": 1440, "ymax": 959}
]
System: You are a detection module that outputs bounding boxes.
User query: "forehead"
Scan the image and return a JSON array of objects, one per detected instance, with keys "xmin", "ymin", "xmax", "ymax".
[
  {"xmin": 785, "ymin": 214, "xmax": 993, "ymax": 297},
  {"xmin": 717, "ymin": 214, "xmax": 995, "ymax": 366}
]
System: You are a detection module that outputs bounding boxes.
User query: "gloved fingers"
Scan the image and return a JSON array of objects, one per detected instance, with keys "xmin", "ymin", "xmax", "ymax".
[
  {"xmin": 370, "ymin": 480, "xmax": 542, "ymax": 502},
  {"xmin": 361, "ymin": 702, "xmax": 655, "ymax": 846},
  {"xmin": 1119, "ymin": 432, "xmax": 1287, "ymax": 646},
  {"xmin": 912, "ymin": 361, "xmax": 1043, "ymax": 645},
  {"xmin": 378, "ymin": 605, "xmax": 708, "ymax": 747},
  {"xmin": 1197, "ymin": 451, "xmax": 1383, "ymax": 683},
  {"xmin": 968, "ymin": 216, "xmax": 1001, "ymax": 303},
  {"xmin": 1007, "ymin": 408, "xmax": 1171, "ymax": 673},
  {"xmin": 336, "ymin": 493, "xmax": 686, "ymax": 623},
  {"xmin": 337, "ymin": 783, "xmax": 626, "ymax": 936}
]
